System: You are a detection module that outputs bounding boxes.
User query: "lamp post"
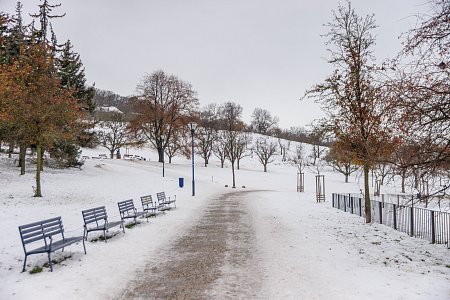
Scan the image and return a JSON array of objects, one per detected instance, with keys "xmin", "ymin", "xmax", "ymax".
[
  {"xmin": 188, "ymin": 122, "xmax": 197, "ymax": 196},
  {"xmin": 160, "ymin": 135, "xmax": 165, "ymax": 177}
]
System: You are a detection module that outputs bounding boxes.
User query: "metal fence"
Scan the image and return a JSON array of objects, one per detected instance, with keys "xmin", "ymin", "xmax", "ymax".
[{"xmin": 331, "ymin": 193, "xmax": 450, "ymax": 248}]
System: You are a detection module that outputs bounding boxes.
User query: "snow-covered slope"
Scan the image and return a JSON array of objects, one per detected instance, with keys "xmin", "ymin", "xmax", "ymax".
[{"xmin": 0, "ymin": 142, "xmax": 448, "ymax": 299}]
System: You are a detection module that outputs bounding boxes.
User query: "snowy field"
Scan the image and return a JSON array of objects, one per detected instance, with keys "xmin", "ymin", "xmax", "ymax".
[{"xmin": 0, "ymin": 143, "xmax": 449, "ymax": 299}]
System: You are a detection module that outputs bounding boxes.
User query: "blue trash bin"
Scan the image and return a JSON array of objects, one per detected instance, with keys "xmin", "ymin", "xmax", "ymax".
[{"xmin": 179, "ymin": 178, "xmax": 184, "ymax": 188}]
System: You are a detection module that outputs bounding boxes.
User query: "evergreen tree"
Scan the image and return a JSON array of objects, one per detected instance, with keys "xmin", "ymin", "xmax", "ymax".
[
  {"xmin": 29, "ymin": 0, "xmax": 65, "ymax": 44},
  {"xmin": 58, "ymin": 40, "xmax": 95, "ymax": 113}
]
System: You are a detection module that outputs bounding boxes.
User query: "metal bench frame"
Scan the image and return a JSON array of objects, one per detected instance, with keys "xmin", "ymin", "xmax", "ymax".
[
  {"xmin": 156, "ymin": 191, "xmax": 176, "ymax": 210},
  {"xmin": 18, "ymin": 216, "xmax": 86, "ymax": 272},
  {"xmin": 118, "ymin": 199, "xmax": 144, "ymax": 225},
  {"xmin": 82, "ymin": 206, "xmax": 124, "ymax": 242},
  {"xmin": 140, "ymin": 195, "xmax": 158, "ymax": 219}
]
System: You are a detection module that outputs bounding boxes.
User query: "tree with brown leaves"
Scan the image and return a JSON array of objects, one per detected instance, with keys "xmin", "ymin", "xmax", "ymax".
[
  {"xmin": 304, "ymin": 2, "xmax": 395, "ymax": 223},
  {"xmin": 0, "ymin": 43, "xmax": 81, "ymax": 197},
  {"xmin": 387, "ymin": 0, "xmax": 450, "ymax": 198},
  {"xmin": 129, "ymin": 70, "xmax": 199, "ymax": 162}
]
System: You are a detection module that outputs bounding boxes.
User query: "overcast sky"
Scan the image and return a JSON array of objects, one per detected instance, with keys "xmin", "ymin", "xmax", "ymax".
[{"xmin": 0, "ymin": 0, "xmax": 427, "ymax": 129}]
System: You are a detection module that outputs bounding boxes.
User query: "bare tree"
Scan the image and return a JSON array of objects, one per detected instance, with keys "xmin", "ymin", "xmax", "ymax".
[
  {"xmin": 325, "ymin": 143, "xmax": 359, "ymax": 183},
  {"xmin": 304, "ymin": 2, "xmax": 395, "ymax": 223},
  {"xmin": 373, "ymin": 162, "xmax": 393, "ymax": 186},
  {"xmin": 235, "ymin": 132, "xmax": 252, "ymax": 170},
  {"xmin": 97, "ymin": 113, "xmax": 131, "ymax": 158},
  {"xmin": 129, "ymin": 70, "xmax": 198, "ymax": 162},
  {"xmin": 219, "ymin": 102, "xmax": 244, "ymax": 188},
  {"xmin": 290, "ymin": 144, "xmax": 307, "ymax": 173},
  {"xmin": 165, "ymin": 128, "xmax": 189, "ymax": 163},
  {"xmin": 277, "ymin": 137, "xmax": 291, "ymax": 162},
  {"xmin": 254, "ymin": 137, "xmax": 278, "ymax": 172},
  {"xmin": 197, "ymin": 103, "xmax": 219, "ymax": 167},
  {"xmin": 213, "ymin": 130, "xmax": 228, "ymax": 168},
  {"xmin": 387, "ymin": 0, "xmax": 450, "ymax": 198},
  {"xmin": 250, "ymin": 107, "xmax": 279, "ymax": 134}
]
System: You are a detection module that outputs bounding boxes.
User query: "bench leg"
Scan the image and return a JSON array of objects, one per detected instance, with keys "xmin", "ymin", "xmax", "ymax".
[
  {"xmin": 83, "ymin": 227, "xmax": 88, "ymax": 241},
  {"xmin": 82, "ymin": 238, "xmax": 87, "ymax": 254},
  {"xmin": 22, "ymin": 255, "xmax": 28, "ymax": 272},
  {"xmin": 104, "ymin": 229, "xmax": 107, "ymax": 243},
  {"xmin": 48, "ymin": 252, "xmax": 53, "ymax": 272}
]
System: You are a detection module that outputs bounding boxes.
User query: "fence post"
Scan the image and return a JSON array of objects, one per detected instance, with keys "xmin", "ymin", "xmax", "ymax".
[
  {"xmin": 359, "ymin": 198, "xmax": 362, "ymax": 216},
  {"xmin": 410, "ymin": 206, "xmax": 414, "ymax": 237},
  {"xmin": 344, "ymin": 196, "xmax": 347, "ymax": 212},
  {"xmin": 393, "ymin": 204, "xmax": 397, "ymax": 230},
  {"xmin": 332, "ymin": 194, "xmax": 335, "ymax": 207},
  {"xmin": 431, "ymin": 210, "xmax": 436, "ymax": 244},
  {"xmin": 379, "ymin": 202, "xmax": 383, "ymax": 224},
  {"xmin": 350, "ymin": 194, "xmax": 354, "ymax": 214}
]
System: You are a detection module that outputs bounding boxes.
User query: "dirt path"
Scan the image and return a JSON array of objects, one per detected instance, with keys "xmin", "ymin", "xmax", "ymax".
[{"xmin": 117, "ymin": 191, "xmax": 263, "ymax": 300}]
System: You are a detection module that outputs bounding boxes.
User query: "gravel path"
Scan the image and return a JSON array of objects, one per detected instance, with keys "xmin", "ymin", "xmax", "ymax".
[{"xmin": 117, "ymin": 191, "xmax": 263, "ymax": 300}]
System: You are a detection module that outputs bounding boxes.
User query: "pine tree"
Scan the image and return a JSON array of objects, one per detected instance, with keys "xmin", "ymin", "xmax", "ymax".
[
  {"xmin": 29, "ymin": 0, "xmax": 65, "ymax": 44},
  {"xmin": 58, "ymin": 40, "xmax": 95, "ymax": 113}
]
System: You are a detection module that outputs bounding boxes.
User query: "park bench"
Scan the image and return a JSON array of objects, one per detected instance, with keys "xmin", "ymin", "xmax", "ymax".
[
  {"xmin": 82, "ymin": 206, "xmax": 124, "ymax": 242},
  {"xmin": 156, "ymin": 191, "xmax": 176, "ymax": 210},
  {"xmin": 140, "ymin": 195, "xmax": 158, "ymax": 219},
  {"xmin": 118, "ymin": 199, "xmax": 144, "ymax": 225},
  {"xmin": 18, "ymin": 216, "xmax": 86, "ymax": 272}
]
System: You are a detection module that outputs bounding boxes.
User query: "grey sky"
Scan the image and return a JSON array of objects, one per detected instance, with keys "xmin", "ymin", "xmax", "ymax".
[{"xmin": 0, "ymin": 0, "xmax": 426, "ymax": 128}]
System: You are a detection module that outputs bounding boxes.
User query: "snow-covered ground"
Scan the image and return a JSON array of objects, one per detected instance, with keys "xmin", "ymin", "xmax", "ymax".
[{"xmin": 0, "ymin": 143, "xmax": 448, "ymax": 299}]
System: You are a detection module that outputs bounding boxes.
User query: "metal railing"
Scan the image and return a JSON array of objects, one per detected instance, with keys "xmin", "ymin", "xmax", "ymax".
[{"xmin": 331, "ymin": 193, "xmax": 450, "ymax": 248}]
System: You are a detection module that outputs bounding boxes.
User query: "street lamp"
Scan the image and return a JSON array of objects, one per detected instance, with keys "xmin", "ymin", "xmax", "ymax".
[
  {"xmin": 187, "ymin": 122, "xmax": 197, "ymax": 196},
  {"xmin": 160, "ymin": 135, "xmax": 165, "ymax": 177}
]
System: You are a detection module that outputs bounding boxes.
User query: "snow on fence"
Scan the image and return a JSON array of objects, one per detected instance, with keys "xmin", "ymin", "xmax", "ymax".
[{"xmin": 331, "ymin": 193, "xmax": 450, "ymax": 248}]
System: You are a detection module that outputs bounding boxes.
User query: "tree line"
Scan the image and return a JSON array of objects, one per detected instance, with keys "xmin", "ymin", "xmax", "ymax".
[{"xmin": 1, "ymin": 0, "xmax": 448, "ymax": 208}]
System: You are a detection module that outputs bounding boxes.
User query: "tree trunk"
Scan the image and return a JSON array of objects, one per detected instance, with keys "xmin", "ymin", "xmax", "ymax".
[
  {"xmin": 35, "ymin": 144, "xmax": 42, "ymax": 197},
  {"xmin": 19, "ymin": 145, "xmax": 26, "ymax": 175},
  {"xmin": 221, "ymin": 159, "xmax": 224, "ymax": 168},
  {"xmin": 363, "ymin": 163, "xmax": 371, "ymax": 223},
  {"xmin": 231, "ymin": 162, "xmax": 236, "ymax": 188},
  {"xmin": 414, "ymin": 171, "xmax": 419, "ymax": 190},
  {"xmin": 237, "ymin": 159, "xmax": 240, "ymax": 170},
  {"xmin": 40, "ymin": 148, "xmax": 44, "ymax": 171},
  {"xmin": 8, "ymin": 142, "xmax": 14, "ymax": 158},
  {"xmin": 264, "ymin": 164, "xmax": 267, "ymax": 172},
  {"xmin": 110, "ymin": 150, "xmax": 114, "ymax": 159},
  {"xmin": 345, "ymin": 173, "xmax": 349, "ymax": 183},
  {"xmin": 401, "ymin": 169, "xmax": 406, "ymax": 193},
  {"xmin": 168, "ymin": 156, "xmax": 172, "ymax": 164}
]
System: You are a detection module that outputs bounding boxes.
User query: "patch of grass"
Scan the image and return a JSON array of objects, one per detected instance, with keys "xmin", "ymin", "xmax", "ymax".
[
  {"xmin": 446, "ymin": 265, "xmax": 450, "ymax": 268},
  {"xmin": 29, "ymin": 266, "xmax": 43, "ymax": 274},
  {"xmin": 90, "ymin": 233, "xmax": 118, "ymax": 242},
  {"xmin": 125, "ymin": 222, "xmax": 140, "ymax": 229},
  {"xmin": 42, "ymin": 255, "xmax": 72, "ymax": 268}
]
